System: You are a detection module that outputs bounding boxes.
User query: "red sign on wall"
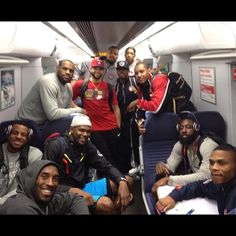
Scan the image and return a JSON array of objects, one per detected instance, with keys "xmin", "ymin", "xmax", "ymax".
[{"xmin": 233, "ymin": 67, "xmax": 236, "ymax": 80}]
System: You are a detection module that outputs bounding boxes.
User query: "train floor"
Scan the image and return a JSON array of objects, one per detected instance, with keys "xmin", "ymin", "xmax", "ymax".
[{"xmin": 123, "ymin": 179, "xmax": 147, "ymax": 215}]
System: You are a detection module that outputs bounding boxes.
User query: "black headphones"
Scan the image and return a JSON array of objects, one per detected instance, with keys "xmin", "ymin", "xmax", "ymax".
[
  {"xmin": 176, "ymin": 111, "xmax": 200, "ymax": 132},
  {"xmin": 5, "ymin": 124, "xmax": 33, "ymax": 139}
]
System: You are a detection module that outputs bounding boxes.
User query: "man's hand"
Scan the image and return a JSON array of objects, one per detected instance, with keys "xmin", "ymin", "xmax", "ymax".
[
  {"xmin": 152, "ymin": 176, "xmax": 169, "ymax": 198},
  {"xmin": 117, "ymin": 181, "xmax": 132, "ymax": 213},
  {"xmin": 136, "ymin": 119, "xmax": 146, "ymax": 135},
  {"xmin": 155, "ymin": 162, "xmax": 169, "ymax": 176},
  {"xmin": 69, "ymin": 187, "xmax": 95, "ymax": 206},
  {"xmin": 127, "ymin": 99, "xmax": 138, "ymax": 112},
  {"xmin": 156, "ymin": 196, "xmax": 176, "ymax": 214}
]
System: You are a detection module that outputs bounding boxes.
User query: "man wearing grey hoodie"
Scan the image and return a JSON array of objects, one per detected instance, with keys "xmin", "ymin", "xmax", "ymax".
[{"xmin": 0, "ymin": 160, "xmax": 89, "ymax": 215}]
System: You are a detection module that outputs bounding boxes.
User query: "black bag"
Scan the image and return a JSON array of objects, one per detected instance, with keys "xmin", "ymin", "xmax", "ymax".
[
  {"xmin": 196, "ymin": 131, "xmax": 226, "ymax": 165},
  {"xmin": 168, "ymin": 72, "xmax": 196, "ymax": 114}
]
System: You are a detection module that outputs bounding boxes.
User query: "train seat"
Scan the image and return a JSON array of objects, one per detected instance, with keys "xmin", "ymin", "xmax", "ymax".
[{"xmin": 139, "ymin": 112, "xmax": 179, "ymax": 214}]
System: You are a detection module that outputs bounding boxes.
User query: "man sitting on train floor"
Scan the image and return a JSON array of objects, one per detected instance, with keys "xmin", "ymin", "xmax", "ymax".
[
  {"xmin": 15, "ymin": 59, "xmax": 86, "ymax": 131},
  {"xmin": 0, "ymin": 119, "xmax": 42, "ymax": 205},
  {"xmin": 156, "ymin": 144, "xmax": 236, "ymax": 215},
  {"xmin": 43, "ymin": 114, "xmax": 133, "ymax": 214},
  {"xmin": 0, "ymin": 160, "xmax": 90, "ymax": 214},
  {"xmin": 151, "ymin": 111, "xmax": 219, "ymax": 199}
]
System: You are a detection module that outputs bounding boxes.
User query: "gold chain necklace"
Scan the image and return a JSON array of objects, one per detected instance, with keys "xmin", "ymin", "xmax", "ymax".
[{"xmin": 90, "ymin": 80, "xmax": 101, "ymax": 92}]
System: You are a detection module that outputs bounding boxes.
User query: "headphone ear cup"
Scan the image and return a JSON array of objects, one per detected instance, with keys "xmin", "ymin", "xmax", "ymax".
[
  {"xmin": 196, "ymin": 123, "xmax": 200, "ymax": 132},
  {"xmin": 5, "ymin": 125, "xmax": 12, "ymax": 135},
  {"xmin": 176, "ymin": 123, "xmax": 180, "ymax": 132},
  {"xmin": 193, "ymin": 122, "xmax": 200, "ymax": 132},
  {"xmin": 28, "ymin": 128, "xmax": 33, "ymax": 139}
]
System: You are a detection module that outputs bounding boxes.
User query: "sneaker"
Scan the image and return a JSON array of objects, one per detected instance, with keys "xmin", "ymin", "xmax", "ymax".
[{"xmin": 128, "ymin": 166, "xmax": 141, "ymax": 177}]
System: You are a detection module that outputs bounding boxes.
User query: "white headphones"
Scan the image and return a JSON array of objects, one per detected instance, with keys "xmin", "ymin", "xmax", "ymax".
[
  {"xmin": 5, "ymin": 124, "xmax": 33, "ymax": 139},
  {"xmin": 176, "ymin": 111, "xmax": 200, "ymax": 132}
]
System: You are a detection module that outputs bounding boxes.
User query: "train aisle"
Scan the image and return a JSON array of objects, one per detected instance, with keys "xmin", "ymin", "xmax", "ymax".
[{"xmin": 123, "ymin": 179, "xmax": 147, "ymax": 215}]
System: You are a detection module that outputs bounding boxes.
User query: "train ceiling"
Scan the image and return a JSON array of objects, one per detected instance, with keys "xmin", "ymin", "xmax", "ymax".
[{"xmin": 68, "ymin": 21, "xmax": 154, "ymax": 54}]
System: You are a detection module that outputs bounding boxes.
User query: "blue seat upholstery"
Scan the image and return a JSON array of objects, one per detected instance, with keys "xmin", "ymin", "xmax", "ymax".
[
  {"xmin": 140, "ymin": 112, "xmax": 179, "ymax": 214},
  {"xmin": 140, "ymin": 111, "xmax": 226, "ymax": 215},
  {"xmin": 194, "ymin": 111, "xmax": 226, "ymax": 141}
]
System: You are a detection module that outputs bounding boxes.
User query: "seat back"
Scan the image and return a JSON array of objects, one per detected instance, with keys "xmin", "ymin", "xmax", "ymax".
[
  {"xmin": 194, "ymin": 111, "xmax": 226, "ymax": 141},
  {"xmin": 139, "ymin": 112, "xmax": 179, "ymax": 214}
]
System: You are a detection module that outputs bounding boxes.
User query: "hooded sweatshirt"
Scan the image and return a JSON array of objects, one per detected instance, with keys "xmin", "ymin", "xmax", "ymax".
[{"xmin": 0, "ymin": 160, "xmax": 89, "ymax": 215}]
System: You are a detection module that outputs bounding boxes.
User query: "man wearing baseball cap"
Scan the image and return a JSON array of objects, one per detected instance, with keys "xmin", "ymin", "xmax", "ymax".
[
  {"xmin": 90, "ymin": 58, "xmax": 105, "ymax": 68},
  {"xmin": 116, "ymin": 60, "xmax": 129, "ymax": 70},
  {"xmin": 72, "ymin": 58, "xmax": 124, "ymax": 177},
  {"xmin": 115, "ymin": 61, "xmax": 140, "ymax": 175},
  {"xmin": 44, "ymin": 114, "xmax": 133, "ymax": 214}
]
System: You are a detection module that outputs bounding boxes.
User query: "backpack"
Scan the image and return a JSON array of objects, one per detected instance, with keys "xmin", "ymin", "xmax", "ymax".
[
  {"xmin": 168, "ymin": 72, "xmax": 196, "ymax": 114},
  {"xmin": 45, "ymin": 132, "xmax": 68, "ymax": 157},
  {"xmin": 0, "ymin": 141, "xmax": 29, "ymax": 172},
  {"xmin": 181, "ymin": 131, "xmax": 225, "ymax": 173},
  {"xmin": 44, "ymin": 133, "xmax": 93, "ymax": 181},
  {"xmin": 44, "ymin": 133, "xmax": 70, "ymax": 174},
  {"xmin": 80, "ymin": 78, "xmax": 114, "ymax": 112},
  {"xmin": 196, "ymin": 131, "xmax": 225, "ymax": 165}
]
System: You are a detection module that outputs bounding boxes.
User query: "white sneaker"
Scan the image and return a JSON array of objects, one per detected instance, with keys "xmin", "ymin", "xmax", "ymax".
[{"xmin": 128, "ymin": 166, "xmax": 141, "ymax": 177}]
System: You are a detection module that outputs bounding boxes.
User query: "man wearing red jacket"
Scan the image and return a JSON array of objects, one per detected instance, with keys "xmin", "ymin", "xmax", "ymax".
[
  {"xmin": 127, "ymin": 62, "xmax": 173, "ymax": 135},
  {"xmin": 127, "ymin": 62, "xmax": 173, "ymax": 176}
]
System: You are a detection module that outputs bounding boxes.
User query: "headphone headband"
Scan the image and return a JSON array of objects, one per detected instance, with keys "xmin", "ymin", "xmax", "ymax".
[
  {"xmin": 6, "ymin": 124, "xmax": 33, "ymax": 139},
  {"xmin": 177, "ymin": 111, "xmax": 200, "ymax": 132}
]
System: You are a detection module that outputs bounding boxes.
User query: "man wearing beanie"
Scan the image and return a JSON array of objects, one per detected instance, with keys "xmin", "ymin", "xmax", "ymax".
[{"xmin": 43, "ymin": 114, "xmax": 133, "ymax": 214}]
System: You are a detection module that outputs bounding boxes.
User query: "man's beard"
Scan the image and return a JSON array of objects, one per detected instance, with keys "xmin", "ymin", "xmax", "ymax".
[
  {"xmin": 106, "ymin": 58, "xmax": 115, "ymax": 65},
  {"xmin": 179, "ymin": 132, "xmax": 199, "ymax": 145},
  {"xmin": 57, "ymin": 75, "xmax": 69, "ymax": 85},
  {"xmin": 91, "ymin": 72, "xmax": 102, "ymax": 80}
]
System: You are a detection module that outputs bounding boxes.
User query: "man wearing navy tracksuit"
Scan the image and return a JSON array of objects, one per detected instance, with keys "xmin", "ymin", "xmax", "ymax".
[
  {"xmin": 115, "ymin": 61, "xmax": 139, "ymax": 174},
  {"xmin": 156, "ymin": 144, "xmax": 236, "ymax": 215}
]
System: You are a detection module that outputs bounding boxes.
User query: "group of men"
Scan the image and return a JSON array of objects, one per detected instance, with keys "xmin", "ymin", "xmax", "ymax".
[
  {"xmin": 1, "ymin": 44, "xmax": 236, "ymax": 215},
  {"xmin": 0, "ymin": 114, "xmax": 132, "ymax": 214},
  {"xmin": 0, "ymin": 46, "xmax": 139, "ymax": 214}
]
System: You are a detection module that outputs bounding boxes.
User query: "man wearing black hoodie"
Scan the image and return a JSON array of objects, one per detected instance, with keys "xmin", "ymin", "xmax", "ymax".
[{"xmin": 0, "ymin": 160, "xmax": 89, "ymax": 215}]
